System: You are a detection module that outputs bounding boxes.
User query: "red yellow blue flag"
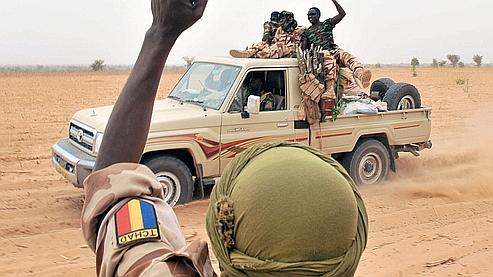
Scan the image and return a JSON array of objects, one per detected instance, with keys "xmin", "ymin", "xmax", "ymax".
[{"xmin": 115, "ymin": 199, "xmax": 160, "ymax": 246}]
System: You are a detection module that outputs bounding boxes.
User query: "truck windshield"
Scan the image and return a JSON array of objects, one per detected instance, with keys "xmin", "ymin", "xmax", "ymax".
[{"xmin": 169, "ymin": 62, "xmax": 241, "ymax": 110}]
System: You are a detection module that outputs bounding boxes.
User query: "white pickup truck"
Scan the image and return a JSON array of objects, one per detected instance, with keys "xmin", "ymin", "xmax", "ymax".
[{"xmin": 52, "ymin": 57, "xmax": 432, "ymax": 206}]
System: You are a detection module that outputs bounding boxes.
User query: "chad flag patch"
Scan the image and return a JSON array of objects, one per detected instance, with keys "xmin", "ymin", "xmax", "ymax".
[{"xmin": 115, "ymin": 199, "xmax": 160, "ymax": 246}]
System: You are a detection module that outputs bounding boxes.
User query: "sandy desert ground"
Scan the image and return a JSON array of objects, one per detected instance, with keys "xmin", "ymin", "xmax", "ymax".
[{"xmin": 1, "ymin": 67, "xmax": 492, "ymax": 276}]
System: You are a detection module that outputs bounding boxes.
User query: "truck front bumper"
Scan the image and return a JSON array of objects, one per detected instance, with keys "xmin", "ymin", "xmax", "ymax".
[{"xmin": 52, "ymin": 138, "xmax": 95, "ymax": 187}]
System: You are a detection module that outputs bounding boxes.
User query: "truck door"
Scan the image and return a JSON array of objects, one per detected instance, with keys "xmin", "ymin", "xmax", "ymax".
[{"xmin": 219, "ymin": 70, "xmax": 296, "ymax": 171}]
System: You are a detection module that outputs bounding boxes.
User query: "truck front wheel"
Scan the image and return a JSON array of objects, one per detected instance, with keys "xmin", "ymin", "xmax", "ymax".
[
  {"xmin": 143, "ymin": 156, "xmax": 193, "ymax": 207},
  {"xmin": 342, "ymin": 139, "xmax": 390, "ymax": 185}
]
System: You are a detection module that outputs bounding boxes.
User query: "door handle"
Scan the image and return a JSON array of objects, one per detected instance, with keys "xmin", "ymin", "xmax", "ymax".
[{"xmin": 277, "ymin": 122, "xmax": 289, "ymax": 128}]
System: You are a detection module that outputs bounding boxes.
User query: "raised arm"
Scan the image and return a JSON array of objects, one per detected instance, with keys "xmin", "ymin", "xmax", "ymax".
[
  {"xmin": 328, "ymin": 0, "xmax": 346, "ymax": 25},
  {"xmin": 94, "ymin": 0, "xmax": 208, "ymax": 171}
]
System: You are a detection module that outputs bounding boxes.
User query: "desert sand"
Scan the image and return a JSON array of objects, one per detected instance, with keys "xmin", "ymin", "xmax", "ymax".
[{"xmin": 1, "ymin": 67, "xmax": 492, "ymax": 276}]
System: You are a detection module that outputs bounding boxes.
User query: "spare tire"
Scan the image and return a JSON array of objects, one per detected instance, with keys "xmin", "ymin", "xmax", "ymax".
[
  {"xmin": 383, "ymin": 82, "xmax": 421, "ymax": 110},
  {"xmin": 370, "ymin": 78, "xmax": 395, "ymax": 100}
]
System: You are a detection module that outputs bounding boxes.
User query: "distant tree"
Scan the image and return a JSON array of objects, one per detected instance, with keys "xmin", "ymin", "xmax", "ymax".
[
  {"xmin": 182, "ymin": 56, "xmax": 195, "ymax": 69},
  {"xmin": 90, "ymin": 59, "xmax": 105, "ymax": 71},
  {"xmin": 458, "ymin": 62, "xmax": 465, "ymax": 68},
  {"xmin": 375, "ymin": 63, "xmax": 381, "ymax": 68},
  {"xmin": 431, "ymin": 58, "xmax": 439, "ymax": 68},
  {"xmin": 411, "ymin": 57, "xmax": 420, "ymax": 77},
  {"xmin": 446, "ymin": 54, "xmax": 460, "ymax": 67},
  {"xmin": 438, "ymin": 60, "xmax": 447, "ymax": 67},
  {"xmin": 473, "ymin": 54, "xmax": 483, "ymax": 67}
]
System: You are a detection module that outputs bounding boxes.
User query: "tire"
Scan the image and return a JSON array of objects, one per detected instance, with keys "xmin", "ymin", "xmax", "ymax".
[
  {"xmin": 383, "ymin": 82, "xmax": 421, "ymax": 110},
  {"xmin": 370, "ymin": 78, "xmax": 395, "ymax": 100},
  {"xmin": 143, "ymin": 156, "xmax": 193, "ymax": 207},
  {"xmin": 342, "ymin": 139, "xmax": 390, "ymax": 185}
]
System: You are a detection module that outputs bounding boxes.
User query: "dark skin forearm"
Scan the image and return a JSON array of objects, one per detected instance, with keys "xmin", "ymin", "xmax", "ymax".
[
  {"xmin": 93, "ymin": 0, "xmax": 208, "ymax": 171},
  {"xmin": 93, "ymin": 29, "xmax": 177, "ymax": 171},
  {"xmin": 329, "ymin": 0, "xmax": 346, "ymax": 25}
]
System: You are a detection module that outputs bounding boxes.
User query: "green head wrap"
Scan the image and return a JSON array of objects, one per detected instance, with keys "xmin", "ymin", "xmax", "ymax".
[{"xmin": 206, "ymin": 142, "xmax": 368, "ymax": 276}]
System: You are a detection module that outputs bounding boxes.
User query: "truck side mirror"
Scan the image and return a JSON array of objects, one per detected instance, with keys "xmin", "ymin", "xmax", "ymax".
[
  {"xmin": 241, "ymin": 111, "xmax": 250, "ymax": 119},
  {"xmin": 246, "ymin": 95, "xmax": 260, "ymax": 114}
]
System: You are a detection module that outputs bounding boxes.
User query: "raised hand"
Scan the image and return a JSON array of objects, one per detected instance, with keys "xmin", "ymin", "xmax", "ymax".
[
  {"xmin": 94, "ymin": 0, "xmax": 208, "ymax": 171},
  {"xmin": 151, "ymin": 0, "xmax": 208, "ymax": 37}
]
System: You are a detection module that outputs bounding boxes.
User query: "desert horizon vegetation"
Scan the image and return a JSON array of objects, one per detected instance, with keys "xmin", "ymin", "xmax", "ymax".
[
  {"xmin": 0, "ymin": 53, "xmax": 489, "ymax": 73},
  {"xmin": 1, "ymin": 63, "xmax": 492, "ymax": 74}
]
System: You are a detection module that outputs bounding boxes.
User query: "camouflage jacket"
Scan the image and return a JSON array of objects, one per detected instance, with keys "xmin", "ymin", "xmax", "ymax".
[
  {"xmin": 273, "ymin": 26, "xmax": 305, "ymax": 50},
  {"xmin": 260, "ymin": 91, "xmax": 276, "ymax": 111},
  {"xmin": 303, "ymin": 19, "xmax": 337, "ymax": 50},
  {"xmin": 262, "ymin": 21, "xmax": 280, "ymax": 44},
  {"xmin": 81, "ymin": 163, "xmax": 217, "ymax": 277}
]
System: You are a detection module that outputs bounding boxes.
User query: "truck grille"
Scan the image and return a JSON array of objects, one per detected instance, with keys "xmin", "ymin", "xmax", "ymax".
[{"xmin": 69, "ymin": 122, "xmax": 95, "ymax": 152}]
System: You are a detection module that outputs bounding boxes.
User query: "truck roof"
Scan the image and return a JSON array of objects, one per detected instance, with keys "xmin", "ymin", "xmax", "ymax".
[{"xmin": 195, "ymin": 56, "xmax": 299, "ymax": 68}]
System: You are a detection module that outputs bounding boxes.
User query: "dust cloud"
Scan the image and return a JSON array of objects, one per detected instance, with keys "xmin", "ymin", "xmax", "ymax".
[{"xmin": 388, "ymin": 107, "xmax": 493, "ymax": 202}]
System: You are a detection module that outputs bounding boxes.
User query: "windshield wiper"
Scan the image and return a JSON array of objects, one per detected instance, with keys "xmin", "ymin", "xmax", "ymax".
[
  {"xmin": 183, "ymin": 99, "xmax": 208, "ymax": 111},
  {"xmin": 168, "ymin": 95, "xmax": 182, "ymax": 101},
  {"xmin": 183, "ymin": 99, "xmax": 204, "ymax": 104}
]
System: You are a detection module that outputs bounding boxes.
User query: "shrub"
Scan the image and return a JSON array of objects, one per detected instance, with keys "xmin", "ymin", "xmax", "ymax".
[
  {"xmin": 90, "ymin": 59, "xmax": 105, "ymax": 71},
  {"xmin": 446, "ymin": 54, "xmax": 460, "ymax": 67},
  {"xmin": 431, "ymin": 59, "xmax": 439, "ymax": 68},
  {"xmin": 411, "ymin": 57, "xmax": 419, "ymax": 77},
  {"xmin": 456, "ymin": 78, "xmax": 465, "ymax": 85},
  {"xmin": 473, "ymin": 54, "xmax": 483, "ymax": 67}
]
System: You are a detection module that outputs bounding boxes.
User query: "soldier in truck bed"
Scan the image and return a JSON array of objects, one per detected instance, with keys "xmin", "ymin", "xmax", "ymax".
[
  {"xmin": 302, "ymin": 0, "xmax": 372, "ymax": 100},
  {"xmin": 262, "ymin": 11, "xmax": 280, "ymax": 45},
  {"xmin": 229, "ymin": 11, "xmax": 305, "ymax": 59},
  {"xmin": 81, "ymin": 1, "xmax": 368, "ymax": 276}
]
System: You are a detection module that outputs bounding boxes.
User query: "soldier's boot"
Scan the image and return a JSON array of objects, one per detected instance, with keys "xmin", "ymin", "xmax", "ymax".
[
  {"xmin": 353, "ymin": 68, "xmax": 372, "ymax": 88},
  {"xmin": 230, "ymin": 49, "xmax": 257, "ymax": 58}
]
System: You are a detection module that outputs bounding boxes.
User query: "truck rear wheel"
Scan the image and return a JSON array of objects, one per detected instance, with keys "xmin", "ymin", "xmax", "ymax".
[
  {"xmin": 370, "ymin": 78, "xmax": 395, "ymax": 100},
  {"xmin": 143, "ymin": 156, "xmax": 193, "ymax": 207},
  {"xmin": 342, "ymin": 139, "xmax": 390, "ymax": 185},
  {"xmin": 383, "ymin": 83, "xmax": 421, "ymax": 110}
]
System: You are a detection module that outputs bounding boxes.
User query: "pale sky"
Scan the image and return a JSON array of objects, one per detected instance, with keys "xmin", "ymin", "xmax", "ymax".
[{"xmin": 0, "ymin": 0, "xmax": 491, "ymax": 66}]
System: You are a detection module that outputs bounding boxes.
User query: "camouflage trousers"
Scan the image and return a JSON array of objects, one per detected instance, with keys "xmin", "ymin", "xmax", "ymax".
[
  {"xmin": 251, "ymin": 41, "xmax": 294, "ymax": 59},
  {"xmin": 322, "ymin": 48, "xmax": 363, "ymax": 99}
]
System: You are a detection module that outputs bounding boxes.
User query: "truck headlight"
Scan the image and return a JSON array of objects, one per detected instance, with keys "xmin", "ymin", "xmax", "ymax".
[{"xmin": 94, "ymin": 133, "xmax": 104, "ymax": 153}]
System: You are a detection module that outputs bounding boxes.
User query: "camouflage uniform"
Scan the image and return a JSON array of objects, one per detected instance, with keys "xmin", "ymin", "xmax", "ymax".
[
  {"xmin": 234, "ymin": 86, "xmax": 276, "ymax": 112},
  {"xmin": 303, "ymin": 19, "xmax": 365, "ymax": 99},
  {"xmin": 303, "ymin": 19, "xmax": 337, "ymax": 50},
  {"xmin": 262, "ymin": 21, "xmax": 280, "ymax": 45},
  {"xmin": 320, "ymin": 49, "xmax": 364, "ymax": 98},
  {"xmin": 260, "ymin": 91, "xmax": 276, "ymax": 111},
  {"xmin": 339, "ymin": 68, "xmax": 363, "ymax": 96},
  {"xmin": 255, "ymin": 26, "xmax": 305, "ymax": 59},
  {"xmin": 231, "ymin": 26, "xmax": 305, "ymax": 59},
  {"xmin": 81, "ymin": 163, "xmax": 217, "ymax": 277}
]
